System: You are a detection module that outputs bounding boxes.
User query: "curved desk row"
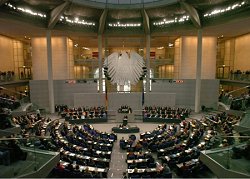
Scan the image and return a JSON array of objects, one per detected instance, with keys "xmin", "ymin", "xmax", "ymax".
[
  {"xmin": 143, "ymin": 117, "xmax": 182, "ymax": 123},
  {"xmin": 112, "ymin": 126, "xmax": 140, "ymax": 133},
  {"xmin": 66, "ymin": 117, "xmax": 108, "ymax": 124}
]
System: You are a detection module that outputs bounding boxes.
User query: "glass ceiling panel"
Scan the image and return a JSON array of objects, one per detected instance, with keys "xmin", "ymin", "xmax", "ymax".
[{"xmin": 87, "ymin": 0, "xmax": 162, "ymax": 4}]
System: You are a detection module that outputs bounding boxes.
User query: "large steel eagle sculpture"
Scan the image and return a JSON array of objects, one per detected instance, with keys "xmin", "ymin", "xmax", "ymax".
[{"xmin": 104, "ymin": 51, "xmax": 145, "ymax": 85}]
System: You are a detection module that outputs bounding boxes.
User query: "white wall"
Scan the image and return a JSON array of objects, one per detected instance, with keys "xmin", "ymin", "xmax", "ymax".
[
  {"xmin": 152, "ymin": 79, "xmax": 219, "ymax": 109},
  {"xmin": 74, "ymin": 92, "xmax": 176, "ymax": 111},
  {"xmin": 201, "ymin": 37, "xmax": 217, "ymax": 79},
  {"xmin": 52, "ymin": 37, "xmax": 68, "ymax": 79},
  {"xmin": 31, "ymin": 37, "xmax": 74, "ymax": 80},
  {"xmin": 234, "ymin": 34, "xmax": 250, "ymax": 71},
  {"xmin": 31, "ymin": 37, "xmax": 48, "ymax": 80},
  {"xmin": 30, "ymin": 79, "xmax": 218, "ymax": 111},
  {"xmin": 180, "ymin": 37, "xmax": 197, "ymax": 79},
  {"xmin": 174, "ymin": 38, "xmax": 181, "ymax": 79},
  {"xmin": 0, "ymin": 35, "xmax": 14, "ymax": 71},
  {"xmin": 30, "ymin": 80, "xmax": 98, "ymax": 110},
  {"xmin": 178, "ymin": 36, "xmax": 217, "ymax": 79}
]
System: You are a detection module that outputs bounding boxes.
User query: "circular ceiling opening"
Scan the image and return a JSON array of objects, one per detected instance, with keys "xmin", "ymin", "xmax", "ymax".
[{"xmin": 74, "ymin": 0, "xmax": 178, "ymax": 9}]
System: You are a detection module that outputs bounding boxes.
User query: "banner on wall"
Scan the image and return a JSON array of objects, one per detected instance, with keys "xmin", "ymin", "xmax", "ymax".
[
  {"xmin": 92, "ymin": 52, "xmax": 98, "ymax": 58},
  {"xmin": 150, "ymin": 52, "xmax": 155, "ymax": 59}
]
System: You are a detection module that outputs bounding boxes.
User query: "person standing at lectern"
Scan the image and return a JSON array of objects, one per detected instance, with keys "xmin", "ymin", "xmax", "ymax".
[{"xmin": 123, "ymin": 115, "xmax": 128, "ymax": 126}]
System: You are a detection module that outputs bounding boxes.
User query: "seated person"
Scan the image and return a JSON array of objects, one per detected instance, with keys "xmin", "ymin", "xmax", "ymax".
[
  {"xmin": 161, "ymin": 163, "xmax": 171, "ymax": 177},
  {"xmin": 180, "ymin": 162, "xmax": 189, "ymax": 172},
  {"xmin": 55, "ymin": 162, "xmax": 64, "ymax": 171}
]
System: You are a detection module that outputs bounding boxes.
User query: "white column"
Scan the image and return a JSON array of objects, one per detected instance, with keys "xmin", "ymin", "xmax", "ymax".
[
  {"xmin": 98, "ymin": 35, "xmax": 103, "ymax": 92},
  {"xmin": 195, "ymin": 29, "xmax": 202, "ymax": 113},
  {"xmin": 46, "ymin": 30, "xmax": 55, "ymax": 113},
  {"xmin": 146, "ymin": 34, "xmax": 150, "ymax": 92}
]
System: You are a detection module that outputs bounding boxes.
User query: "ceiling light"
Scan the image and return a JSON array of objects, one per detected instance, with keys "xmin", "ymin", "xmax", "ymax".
[
  {"xmin": 109, "ymin": 22, "xmax": 141, "ymax": 27},
  {"xmin": 157, "ymin": 47, "xmax": 164, "ymax": 50},
  {"xmin": 60, "ymin": 15, "xmax": 95, "ymax": 26},
  {"xmin": 168, "ymin": 43, "xmax": 174, "ymax": 47},
  {"xmin": 5, "ymin": 3, "xmax": 46, "ymax": 18},
  {"xmin": 203, "ymin": 1, "xmax": 246, "ymax": 18},
  {"xmin": 153, "ymin": 15, "xmax": 189, "ymax": 26},
  {"xmin": 82, "ymin": 47, "xmax": 90, "ymax": 50},
  {"xmin": 6, "ymin": 3, "xmax": 46, "ymax": 18}
]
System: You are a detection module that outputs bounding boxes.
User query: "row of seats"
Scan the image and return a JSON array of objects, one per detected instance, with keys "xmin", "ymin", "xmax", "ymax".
[
  {"xmin": 120, "ymin": 133, "xmax": 173, "ymax": 178},
  {"xmin": 143, "ymin": 106, "xmax": 191, "ymax": 120},
  {"xmin": 0, "ymin": 94, "xmax": 20, "ymax": 110},
  {"xmin": 138, "ymin": 120, "xmax": 206, "ymax": 177},
  {"xmin": 50, "ymin": 122, "xmax": 116, "ymax": 178},
  {"xmin": 59, "ymin": 105, "xmax": 107, "ymax": 120}
]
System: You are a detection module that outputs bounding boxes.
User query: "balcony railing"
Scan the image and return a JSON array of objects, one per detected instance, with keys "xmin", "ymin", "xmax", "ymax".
[{"xmin": 217, "ymin": 73, "xmax": 250, "ymax": 82}]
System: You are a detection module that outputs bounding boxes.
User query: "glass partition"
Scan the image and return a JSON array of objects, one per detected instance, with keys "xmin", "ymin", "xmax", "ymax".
[
  {"xmin": 219, "ymin": 85, "xmax": 250, "ymax": 110},
  {"xmin": 203, "ymin": 135, "xmax": 250, "ymax": 176},
  {"xmin": 0, "ymin": 136, "xmax": 59, "ymax": 178}
]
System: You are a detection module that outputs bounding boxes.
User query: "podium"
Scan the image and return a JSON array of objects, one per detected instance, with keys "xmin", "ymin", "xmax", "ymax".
[
  {"xmin": 123, "ymin": 118, "xmax": 128, "ymax": 126},
  {"xmin": 116, "ymin": 113, "xmax": 135, "ymax": 123}
]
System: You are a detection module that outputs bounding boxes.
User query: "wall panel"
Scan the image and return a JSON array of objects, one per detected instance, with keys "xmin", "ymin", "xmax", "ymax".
[{"xmin": 0, "ymin": 35, "xmax": 14, "ymax": 71}]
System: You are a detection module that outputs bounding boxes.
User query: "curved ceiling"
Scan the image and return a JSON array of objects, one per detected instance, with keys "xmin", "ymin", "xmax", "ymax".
[{"xmin": 0, "ymin": 0, "xmax": 249, "ymax": 46}]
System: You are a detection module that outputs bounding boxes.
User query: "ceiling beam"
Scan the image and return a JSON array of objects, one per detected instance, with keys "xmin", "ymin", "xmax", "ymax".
[
  {"xmin": 141, "ymin": 9, "xmax": 150, "ymax": 35},
  {"xmin": 48, "ymin": 1, "xmax": 71, "ymax": 29},
  {"xmin": 179, "ymin": 0, "xmax": 201, "ymax": 29},
  {"xmin": 98, "ymin": 9, "xmax": 108, "ymax": 35},
  {"xmin": 0, "ymin": 0, "xmax": 9, "ymax": 6}
]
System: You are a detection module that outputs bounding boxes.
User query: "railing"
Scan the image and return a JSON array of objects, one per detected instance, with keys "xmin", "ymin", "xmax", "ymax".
[
  {"xmin": 219, "ymin": 84, "xmax": 250, "ymax": 110},
  {"xmin": 0, "ymin": 74, "xmax": 31, "ymax": 83},
  {"xmin": 201, "ymin": 135, "xmax": 250, "ymax": 177},
  {"xmin": 217, "ymin": 73, "xmax": 250, "ymax": 82},
  {"xmin": 0, "ymin": 136, "xmax": 59, "ymax": 178}
]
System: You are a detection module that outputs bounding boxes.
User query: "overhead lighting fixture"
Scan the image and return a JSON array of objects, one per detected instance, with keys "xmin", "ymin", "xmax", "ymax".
[
  {"xmin": 108, "ymin": 22, "xmax": 141, "ymax": 27},
  {"xmin": 218, "ymin": 35, "xmax": 224, "ymax": 39},
  {"xmin": 153, "ymin": 15, "xmax": 190, "ymax": 26},
  {"xmin": 74, "ymin": 44, "xmax": 78, "ymax": 47},
  {"xmin": 203, "ymin": 1, "xmax": 246, "ymax": 18},
  {"xmin": 82, "ymin": 47, "xmax": 90, "ymax": 50},
  {"xmin": 5, "ymin": 3, "xmax": 46, "ymax": 18},
  {"xmin": 168, "ymin": 43, "xmax": 174, "ymax": 47},
  {"xmin": 59, "ymin": 15, "xmax": 95, "ymax": 26},
  {"xmin": 157, "ymin": 47, "xmax": 164, "ymax": 50},
  {"xmin": 74, "ymin": 17, "xmax": 79, "ymax": 22}
]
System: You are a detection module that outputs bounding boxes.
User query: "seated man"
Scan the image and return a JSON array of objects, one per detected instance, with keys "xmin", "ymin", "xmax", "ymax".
[{"xmin": 120, "ymin": 137, "xmax": 127, "ymax": 149}]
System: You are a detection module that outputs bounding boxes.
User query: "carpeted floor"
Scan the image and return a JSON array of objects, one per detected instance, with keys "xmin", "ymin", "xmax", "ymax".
[{"xmin": 92, "ymin": 123, "xmax": 160, "ymax": 178}]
